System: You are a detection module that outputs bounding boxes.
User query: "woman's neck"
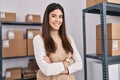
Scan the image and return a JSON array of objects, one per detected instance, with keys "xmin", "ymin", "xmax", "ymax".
[{"xmin": 50, "ymin": 30, "xmax": 59, "ymax": 36}]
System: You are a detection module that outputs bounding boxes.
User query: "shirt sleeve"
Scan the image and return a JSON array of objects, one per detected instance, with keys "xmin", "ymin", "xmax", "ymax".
[
  {"xmin": 67, "ymin": 35, "xmax": 83, "ymax": 74},
  {"xmin": 33, "ymin": 35, "xmax": 65, "ymax": 76}
]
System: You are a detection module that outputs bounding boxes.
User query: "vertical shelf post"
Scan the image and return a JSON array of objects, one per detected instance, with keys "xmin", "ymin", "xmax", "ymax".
[
  {"xmin": 82, "ymin": 10, "xmax": 87, "ymax": 80},
  {"xmin": 82, "ymin": 11, "xmax": 87, "ymax": 80},
  {"xmin": 0, "ymin": 22, "xmax": 2, "ymax": 79},
  {"xmin": 100, "ymin": 2, "xmax": 109, "ymax": 80}
]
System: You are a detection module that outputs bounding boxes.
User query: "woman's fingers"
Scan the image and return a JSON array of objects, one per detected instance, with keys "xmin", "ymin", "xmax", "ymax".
[{"xmin": 43, "ymin": 56, "xmax": 51, "ymax": 63}]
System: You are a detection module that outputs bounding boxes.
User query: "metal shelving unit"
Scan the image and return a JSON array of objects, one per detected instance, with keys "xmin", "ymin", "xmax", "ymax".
[
  {"xmin": 0, "ymin": 21, "xmax": 42, "ymax": 80},
  {"xmin": 82, "ymin": 2, "xmax": 120, "ymax": 80}
]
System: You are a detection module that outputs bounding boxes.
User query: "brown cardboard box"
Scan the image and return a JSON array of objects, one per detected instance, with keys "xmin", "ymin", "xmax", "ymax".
[
  {"xmin": 27, "ymin": 39, "xmax": 34, "ymax": 56},
  {"xmin": 5, "ymin": 68, "xmax": 21, "ymax": 80},
  {"xmin": 27, "ymin": 29, "xmax": 41, "ymax": 39},
  {"xmin": 86, "ymin": 0, "xmax": 120, "ymax": 8},
  {"xmin": 25, "ymin": 14, "xmax": 41, "ymax": 23},
  {"xmin": 96, "ymin": 23, "xmax": 120, "ymax": 40},
  {"xmin": 2, "ymin": 39, "xmax": 27, "ymax": 58},
  {"xmin": 27, "ymin": 29, "xmax": 41, "ymax": 56},
  {"xmin": 96, "ymin": 39, "xmax": 120, "ymax": 56},
  {"xmin": 0, "ymin": 12, "xmax": 16, "ymax": 22},
  {"xmin": 28, "ymin": 59, "xmax": 39, "ymax": 70},
  {"xmin": 7, "ymin": 30, "xmax": 24, "ymax": 39},
  {"xmin": 22, "ymin": 68, "xmax": 36, "ymax": 79}
]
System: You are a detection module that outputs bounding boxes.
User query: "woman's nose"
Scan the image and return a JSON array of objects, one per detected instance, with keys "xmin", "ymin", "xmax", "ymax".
[{"xmin": 55, "ymin": 17, "xmax": 59, "ymax": 21}]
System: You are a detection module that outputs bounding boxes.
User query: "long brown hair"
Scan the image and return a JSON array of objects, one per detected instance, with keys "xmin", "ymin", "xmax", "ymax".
[{"xmin": 42, "ymin": 3, "xmax": 73, "ymax": 55}]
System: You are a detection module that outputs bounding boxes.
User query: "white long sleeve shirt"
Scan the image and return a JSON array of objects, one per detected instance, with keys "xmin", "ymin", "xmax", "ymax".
[{"xmin": 33, "ymin": 34, "xmax": 83, "ymax": 76}]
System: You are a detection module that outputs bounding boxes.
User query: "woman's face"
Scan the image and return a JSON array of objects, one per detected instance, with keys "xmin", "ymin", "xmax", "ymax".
[{"xmin": 49, "ymin": 9, "xmax": 63, "ymax": 31}]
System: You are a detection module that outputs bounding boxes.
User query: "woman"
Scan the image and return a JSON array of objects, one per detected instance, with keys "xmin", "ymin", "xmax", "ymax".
[{"xmin": 33, "ymin": 3, "xmax": 83, "ymax": 80}]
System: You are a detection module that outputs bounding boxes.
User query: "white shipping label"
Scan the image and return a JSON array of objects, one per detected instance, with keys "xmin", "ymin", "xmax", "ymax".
[
  {"xmin": 8, "ymin": 31, "xmax": 15, "ymax": 39},
  {"xmin": 3, "ymin": 40, "xmax": 9, "ymax": 48},
  {"xmin": 112, "ymin": 40, "xmax": 118, "ymax": 50},
  {"xmin": 28, "ymin": 31, "xmax": 33, "ymax": 39},
  {"xmin": 6, "ymin": 72, "xmax": 11, "ymax": 78},
  {"xmin": 0, "ymin": 12, "xmax": 5, "ymax": 18},
  {"xmin": 29, "ymin": 15, "xmax": 33, "ymax": 20}
]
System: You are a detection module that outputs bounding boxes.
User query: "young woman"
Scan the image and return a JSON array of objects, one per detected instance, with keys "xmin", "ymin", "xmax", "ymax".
[{"xmin": 33, "ymin": 3, "xmax": 83, "ymax": 80}]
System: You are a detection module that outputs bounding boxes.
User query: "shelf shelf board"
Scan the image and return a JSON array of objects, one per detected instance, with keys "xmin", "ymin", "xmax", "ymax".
[
  {"xmin": 108, "ymin": 55, "xmax": 120, "ymax": 61},
  {"xmin": 83, "ymin": 2, "xmax": 120, "ymax": 16},
  {"xmin": 86, "ymin": 54, "xmax": 120, "ymax": 61},
  {"xmin": 0, "ymin": 21, "xmax": 42, "ymax": 26},
  {"xmin": 1, "ymin": 55, "xmax": 34, "ymax": 60},
  {"xmin": 86, "ymin": 54, "xmax": 102, "ymax": 60}
]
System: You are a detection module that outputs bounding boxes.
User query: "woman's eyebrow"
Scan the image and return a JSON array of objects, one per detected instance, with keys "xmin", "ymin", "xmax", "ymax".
[{"xmin": 50, "ymin": 13, "xmax": 56, "ymax": 16}]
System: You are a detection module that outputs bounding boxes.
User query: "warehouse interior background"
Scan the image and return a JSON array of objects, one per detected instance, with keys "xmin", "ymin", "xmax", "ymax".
[{"xmin": 0, "ymin": 0, "xmax": 120, "ymax": 80}]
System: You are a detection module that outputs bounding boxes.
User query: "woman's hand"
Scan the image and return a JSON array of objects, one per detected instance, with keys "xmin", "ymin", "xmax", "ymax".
[
  {"xmin": 66, "ymin": 53, "xmax": 75, "ymax": 65},
  {"xmin": 63, "ymin": 60, "xmax": 69, "ymax": 69},
  {"xmin": 69, "ymin": 58, "xmax": 75, "ymax": 64},
  {"xmin": 43, "ymin": 56, "xmax": 51, "ymax": 63},
  {"xmin": 62, "ymin": 61, "xmax": 69, "ymax": 74},
  {"xmin": 61, "ymin": 68, "xmax": 69, "ymax": 74}
]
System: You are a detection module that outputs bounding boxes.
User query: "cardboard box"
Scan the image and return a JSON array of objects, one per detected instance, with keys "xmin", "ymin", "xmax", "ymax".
[
  {"xmin": 28, "ymin": 59, "xmax": 39, "ymax": 70},
  {"xmin": 7, "ymin": 30, "xmax": 24, "ymax": 39},
  {"xmin": 27, "ymin": 39, "xmax": 34, "ymax": 56},
  {"xmin": 25, "ymin": 14, "xmax": 41, "ymax": 23},
  {"xmin": 86, "ymin": 0, "xmax": 120, "ymax": 8},
  {"xmin": 26, "ymin": 29, "xmax": 41, "ymax": 56},
  {"xmin": 0, "ymin": 12, "xmax": 16, "ymax": 22},
  {"xmin": 96, "ymin": 23, "xmax": 120, "ymax": 40},
  {"xmin": 2, "ymin": 39, "xmax": 27, "ymax": 58},
  {"xmin": 96, "ymin": 39, "xmax": 120, "ymax": 56},
  {"xmin": 5, "ymin": 68, "xmax": 21, "ymax": 80},
  {"xmin": 27, "ymin": 29, "xmax": 41, "ymax": 39},
  {"xmin": 22, "ymin": 68, "xmax": 36, "ymax": 79}
]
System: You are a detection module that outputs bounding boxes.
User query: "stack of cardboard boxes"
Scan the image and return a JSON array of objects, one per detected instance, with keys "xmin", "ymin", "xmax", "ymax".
[
  {"xmin": 86, "ymin": 0, "xmax": 120, "ymax": 8},
  {"xmin": 22, "ymin": 59, "xmax": 39, "ymax": 79},
  {"xmin": 5, "ymin": 59, "xmax": 39, "ymax": 80},
  {"xmin": 96, "ymin": 23, "xmax": 120, "ymax": 56},
  {"xmin": 2, "ymin": 29, "xmax": 41, "ymax": 58}
]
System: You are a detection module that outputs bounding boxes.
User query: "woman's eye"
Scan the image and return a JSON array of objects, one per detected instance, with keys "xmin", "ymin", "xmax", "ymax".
[
  {"xmin": 51, "ymin": 14, "xmax": 56, "ymax": 18},
  {"xmin": 51, "ymin": 15, "xmax": 55, "ymax": 17},
  {"xmin": 59, "ymin": 15, "xmax": 63, "ymax": 18}
]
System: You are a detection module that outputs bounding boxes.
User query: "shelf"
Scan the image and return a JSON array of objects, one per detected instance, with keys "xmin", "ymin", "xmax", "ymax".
[
  {"xmin": 86, "ymin": 54, "xmax": 120, "ymax": 62},
  {"xmin": 83, "ymin": 2, "xmax": 120, "ymax": 16},
  {"xmin": 90, "ymin": 60, "xmax": 120, "ymax": 65},
  {"xmin": 86, "ymin": 54, "xmax": 102, "ymax": 60},
  {"xmin": 1, "ymin": 55, "xmax": 34, "ymax": 60},
  {"xmin": 83, "ymin": 2, "xmax": 120, "ymax": 80},
  {"xmin": 0, "ymin": 21, "xmax": 42, "ymax": 80},
  {"xmin": 0, "ymin": 21, "xmax": 42, "ymax": 26}
]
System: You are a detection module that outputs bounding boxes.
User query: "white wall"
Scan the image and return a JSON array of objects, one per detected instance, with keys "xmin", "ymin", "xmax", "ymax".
[
  {"xmin": 87, "ymin": 61, "xmax": 120, "ymax": 80},
  {"xmin": 0, "ymin": 0, "xmax": 85, "ymax": 80}
]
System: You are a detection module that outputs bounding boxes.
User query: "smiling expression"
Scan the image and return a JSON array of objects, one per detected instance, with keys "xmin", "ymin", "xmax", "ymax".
[{"xmin": 49, "ymin": 9, "xmax": 63, "ymax": 31}]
